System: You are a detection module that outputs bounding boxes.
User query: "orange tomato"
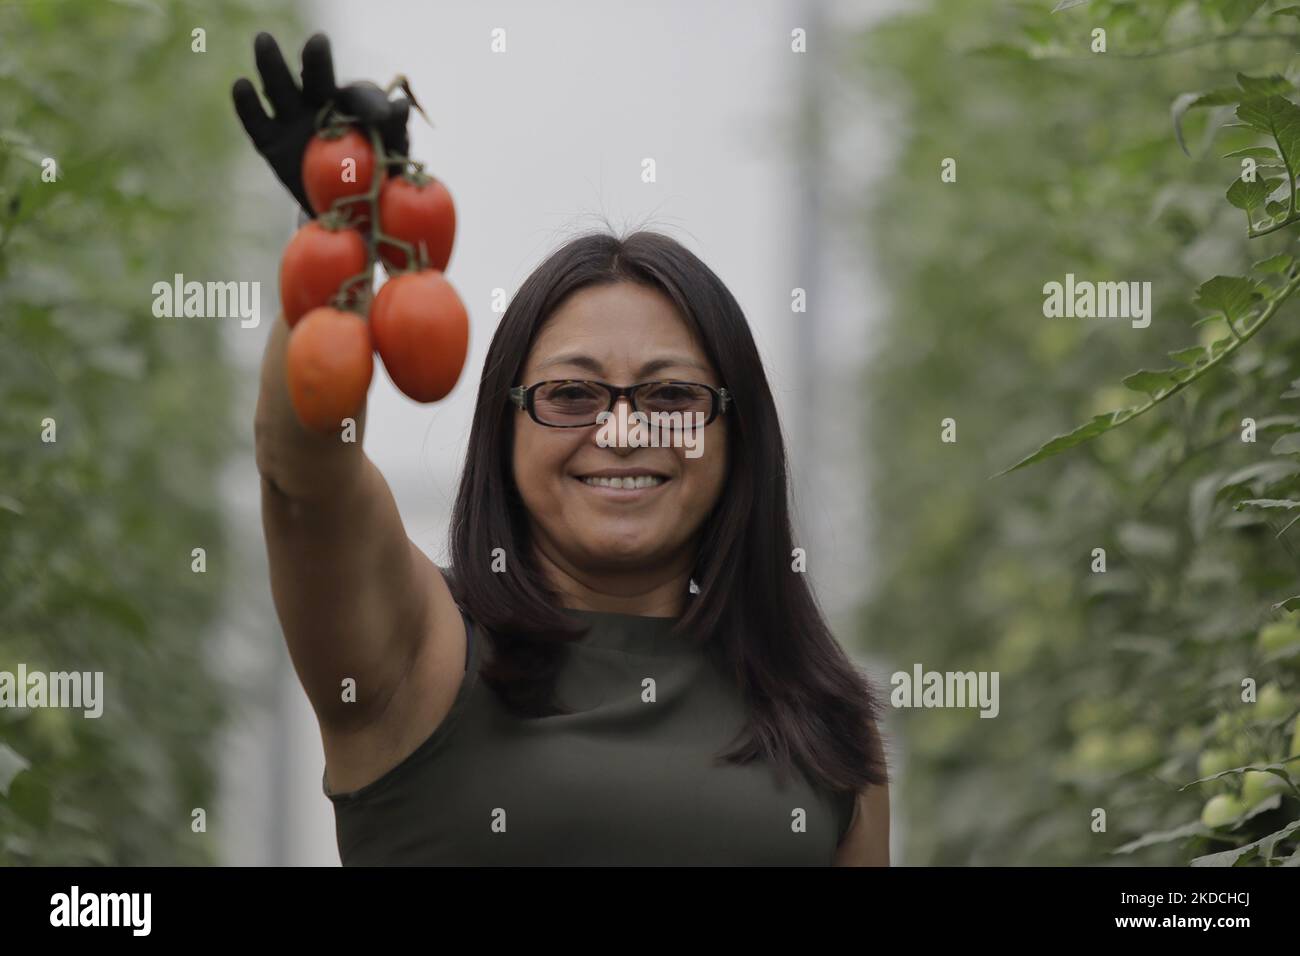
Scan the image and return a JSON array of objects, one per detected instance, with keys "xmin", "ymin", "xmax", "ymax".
[
  {"xmin": 285, "ymin": 307, "xmax": 374, "ymax": 431},
  {"xmin": 369, "ymin": 270, "xmax": 468, "ymax": 402}
]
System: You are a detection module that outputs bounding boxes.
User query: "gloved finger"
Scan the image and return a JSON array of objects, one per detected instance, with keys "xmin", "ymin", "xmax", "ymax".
[
  {"xmin": 231, "ymin": 77, "xmax": 276, "ymax": 148},
  {"xmin": 380, "ymin": 97, "xmax": 410, "ymax": 155},
  {"xmin": 300, "ymin": 33, "xmax": 337, "ymax": 109},
  {"xmin": 254, "ymin": 32, "xmax": 301, "ymax": 119},
  {"xmin": 335, "ymin": 81, "xmax": 394, "ymax": 127}
]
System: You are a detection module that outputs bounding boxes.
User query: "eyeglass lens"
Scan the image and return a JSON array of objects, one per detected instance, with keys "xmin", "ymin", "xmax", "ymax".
[{"xmin": 532, "ymin": 381, "xmax": 714, "ymax": 426}]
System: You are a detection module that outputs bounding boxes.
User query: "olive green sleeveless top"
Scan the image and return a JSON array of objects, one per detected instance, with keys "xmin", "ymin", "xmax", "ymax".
[{"xmin": 324, "ymin": 606, "xmax": 854, "ymax": 865}]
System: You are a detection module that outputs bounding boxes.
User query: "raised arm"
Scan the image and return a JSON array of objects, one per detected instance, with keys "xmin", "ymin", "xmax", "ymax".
[{"xmin": 237, "ymin": 32, "xmax": 466, "ymax": 794}]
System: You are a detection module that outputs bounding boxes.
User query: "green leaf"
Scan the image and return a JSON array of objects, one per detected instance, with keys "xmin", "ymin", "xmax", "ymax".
[
  {"xmin": 1236, "ymin": 73, "xmax": 1293, "ymax": 99},
  {"xmin": 1192, "ymin": 818, "xmax": 1300, "ymax": 867},
  {"xmin": 1176, "ymin": 77, "xmax": 1292, "ymax": 156},
  {"xmin": 1192, "ymin": 844, "xmax": 1259, "ymax": 867},
  {"xmin": 1273, "ymin": 5, "xmax": 1300, "ymax": 18},
  {"xmin": 1112, "ymin": 821, "xmax": 1205, "ymax": 856},
  {"xmin": 1194, "ymin": 275, "xmax": 1263, "ymax": 321},
  {"xmin": 1181, "ymin": 760, "xmax": 1300, "ymax": 790},
  {"xmin": 1226, "ymin": 177, "xmax": 1284, "ymax": 218},
  {"xmin": 1122, "ymin": 368, "xmax": 1180, "ymax": 396},
  {"xmin": 1223, "ymin": 146, "xmax": 1280, "ymax": 160},
  {"xmin": 0, "ymin": 744, "xmax": 30, "ymax": 797},
  {"xmin": 995, "ymin": 409, "xmax": 1138, "ymax": 476},
  {"xmin": 1236, "ymin": 96, "xmax": 1300, "ymax": 180},
  {"xmin": 1168, "ymin": 345, "xmax": 1207, "ymax": 365},
  {"xmin": 1173, "ymin": 89, "xmax": 1240, "ymax": 156},
  {"xmin": 997, "ymin": 267, "xmax": 1295, "ymax": 473},
  {"xmin": 1217, "ymin": 459, "xmax": 1300, "ymax": 495},
  {"xmin": 1253, "ymin": 252, "xmax": 1295, "ymax": 273},
  {"xmin": 1274, "ymin": 595, "xmax": 1300, "ymax": 611},
  {"xmin": 1254, "ymin": 415, "xmax": 1300, "ymax": 431},
  {"xmin": 1260, "ymin": 818, "xmax": 1300, "ymax": 861},
  {"xmin": 1273, "ymin": 433, "xmax": 1300, "ymax": 455},
  {"xmin": 1235, "ymin": 498, "xmax": 1300, "ymax": 510}
]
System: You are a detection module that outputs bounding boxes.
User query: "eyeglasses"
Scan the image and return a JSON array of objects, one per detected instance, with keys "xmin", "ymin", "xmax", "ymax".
[{"xmin": 509, "ymin": 379, "xmax": 732, "ymax": 428}]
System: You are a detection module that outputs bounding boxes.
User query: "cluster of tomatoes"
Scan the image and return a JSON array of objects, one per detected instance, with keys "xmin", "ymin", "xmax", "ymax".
[{"xmin": 280, "ymin": 124, "xmax": 468, "ymax": 432}]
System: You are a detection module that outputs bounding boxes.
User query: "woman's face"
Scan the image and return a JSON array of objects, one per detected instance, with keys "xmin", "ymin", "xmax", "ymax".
[{"xmin": 512, "ymin": 282, "xmax": 728, "ymax": 579}]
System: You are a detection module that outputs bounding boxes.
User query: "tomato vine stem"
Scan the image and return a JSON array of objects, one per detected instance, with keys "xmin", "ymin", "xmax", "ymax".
[{"xmin": 315, "ymin": 118, "xmax": 422, "ymax": 313}]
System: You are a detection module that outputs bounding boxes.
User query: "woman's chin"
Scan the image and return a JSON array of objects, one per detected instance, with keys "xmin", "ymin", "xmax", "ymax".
[{"xmin": 576, "ymin": 532, "xmax": 671, "ymax": 568}]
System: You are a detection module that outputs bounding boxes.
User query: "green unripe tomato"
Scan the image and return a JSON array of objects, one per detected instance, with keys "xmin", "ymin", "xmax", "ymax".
[
  {"xmin": 1256, "ymin": 682, "xmax": 1293, "ymax": 722},
  {"xmin": 1201, "ymin": 794, "xmax": 1247, "ymax": 828},
  {"xmin": 1198, "ymin": 748, "xmax": 1240, "ymax": 779},
  {"xmin": 1258, "ymin": 621, "xmax": 1300, "ymax": 653},
  {"xmin": 1241, "ymin": 770, "xmax": 1283, "ymax": 806},
  {"xmin": 1290, "ymin": 714, "xmax": 1300, "ymax": 766}
]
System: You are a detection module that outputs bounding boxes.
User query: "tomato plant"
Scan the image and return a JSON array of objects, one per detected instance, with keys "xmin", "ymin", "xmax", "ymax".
[
  {"xmin": 859, "ymin": 0, "xmax": 1300, "ymax": 866},
  {"xmin": 0, "ymin": 0, "xmax": 301, "ymax": 865}
]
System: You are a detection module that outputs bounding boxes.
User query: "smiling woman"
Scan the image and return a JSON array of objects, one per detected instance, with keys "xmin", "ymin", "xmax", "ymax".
[{"xmin": 241, "ymin": 31, "xmax": 888, "ymax": 866}]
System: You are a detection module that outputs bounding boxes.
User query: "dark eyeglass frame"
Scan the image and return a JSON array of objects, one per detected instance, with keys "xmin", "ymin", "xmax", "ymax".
[{"xmin": 509, "ymin": 379, "xmax": 733, "ymax": 428}]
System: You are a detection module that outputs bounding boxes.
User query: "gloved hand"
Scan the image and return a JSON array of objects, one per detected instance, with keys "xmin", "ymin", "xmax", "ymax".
[{"xmin": 232, "ymin": 32, "xmax": 410, "ymax": 218}]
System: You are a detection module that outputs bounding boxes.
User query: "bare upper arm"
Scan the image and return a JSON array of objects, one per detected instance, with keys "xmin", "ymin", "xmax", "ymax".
[
  {"xmin": 261, "ymin": 453, "xmax": 467, "ymax": 792},
  {"xmin": 833, "ymin": 721, "xmax": 890, "ymax": 866},
  {"xmin": 317, "ymin": 545, "xmax": 469, "ymax": 795},
  {"xmin": 833, "ymin": 782, "xmax": 890, "ymax": 866}
]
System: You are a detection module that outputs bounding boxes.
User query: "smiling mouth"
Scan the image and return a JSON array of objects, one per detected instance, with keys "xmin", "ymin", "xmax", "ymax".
[{"xmin": 574, "ymin": 474, "xmax": 670, "ymax": 491}]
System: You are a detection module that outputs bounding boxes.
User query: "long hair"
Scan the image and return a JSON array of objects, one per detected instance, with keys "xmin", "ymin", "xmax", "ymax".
[{"xmin": 446, "ymin": 229, "xmax": 887, "ymax": 797}]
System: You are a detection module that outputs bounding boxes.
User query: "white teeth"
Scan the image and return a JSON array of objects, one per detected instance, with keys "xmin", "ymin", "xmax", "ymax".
[{"xmin": 581, "ymin": 475, "xmax": 665, "ymax": 489}]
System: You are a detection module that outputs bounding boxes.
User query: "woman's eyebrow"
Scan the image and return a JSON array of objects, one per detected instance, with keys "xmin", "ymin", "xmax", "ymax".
[{"xmin": 534, "ymin": 353, "xmax": 709, "ymax": 376}]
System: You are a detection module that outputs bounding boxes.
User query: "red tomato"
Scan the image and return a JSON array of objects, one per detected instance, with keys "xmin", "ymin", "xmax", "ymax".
[
  {"xmin": 302, "ymin": 127, "xmax": 383, "ymax": 226},
  {"xmin": 285, "ymin": 307, "xmax": 374, "ymax": 432},
  {"xmin": 369, "ymin": 270, "xmax": 468, "ymax": 402},
  {"xmin": 279, "ymin": 221, "xmax": 369, "ymax": 326},
  {"xmin": 377, "ymin": 174, "xmax": 456, "ymax": 273}
]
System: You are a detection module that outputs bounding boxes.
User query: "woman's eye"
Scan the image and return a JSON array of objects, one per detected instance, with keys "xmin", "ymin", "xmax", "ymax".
[
  {"xmin": 644, "ymin": 385, "xmax": 699, "ymax": 406},
  {"xmin": 553, "ymin": 386, "xmax": 597, "ymax": 402}
]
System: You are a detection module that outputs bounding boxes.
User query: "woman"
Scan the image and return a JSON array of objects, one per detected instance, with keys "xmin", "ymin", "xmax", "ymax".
[{"xmin": 235, "ymin": 32, "xmax": 889, "ymax": 866}]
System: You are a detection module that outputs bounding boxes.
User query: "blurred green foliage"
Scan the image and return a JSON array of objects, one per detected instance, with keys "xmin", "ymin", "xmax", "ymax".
[
  {"xmin": 856, "ymin": 0, "xmax": 1300, "ymax": 864},
  {"xmin": 0, "ymin": 0, "xmax": 296, "ymax": 863}
]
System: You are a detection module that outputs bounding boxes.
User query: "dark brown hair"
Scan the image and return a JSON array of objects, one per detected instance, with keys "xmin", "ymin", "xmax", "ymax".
[{"xmin": 445, "ymin": 229, "xmax": 887, "ymax": 801}]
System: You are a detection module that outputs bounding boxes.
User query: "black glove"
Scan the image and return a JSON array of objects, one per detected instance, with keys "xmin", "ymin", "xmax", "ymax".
[{"xmin": 232, "ymin": 32, "xmax": 410, "ymax": 218}]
